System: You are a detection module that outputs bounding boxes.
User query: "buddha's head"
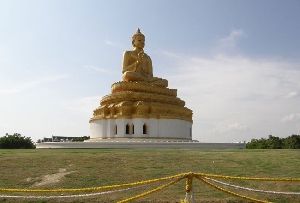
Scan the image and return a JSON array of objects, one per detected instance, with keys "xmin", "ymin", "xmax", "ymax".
[{"xmin": 132, "ymin": 28, "xmax": 145, "ymax": 49}]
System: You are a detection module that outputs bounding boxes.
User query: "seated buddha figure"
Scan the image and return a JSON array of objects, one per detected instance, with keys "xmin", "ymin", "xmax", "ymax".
[{"xmin": 122, "ymin": 29, "xmax": 168, "ymax": 87}]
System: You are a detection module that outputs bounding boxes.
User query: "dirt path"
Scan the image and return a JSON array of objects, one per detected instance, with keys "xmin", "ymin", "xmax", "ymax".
[{"xmin": 31, "ymin": 168, "xmax": 74, "ymax": 187}]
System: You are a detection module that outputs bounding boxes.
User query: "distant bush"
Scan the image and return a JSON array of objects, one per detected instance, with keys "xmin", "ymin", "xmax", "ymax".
[
  {"xmin": 72, "ymin": 136, "xmax": 90, "ymax": 142},
  {"xmin": 246, "ymin": 135, "xmax": 300, "ymax": 149},
  {"xmin": 0, "ymin": 133, "xmax": 36, "ymax": 149}
]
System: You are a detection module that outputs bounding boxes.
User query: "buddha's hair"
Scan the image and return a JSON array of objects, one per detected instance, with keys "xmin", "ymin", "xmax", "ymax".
[{"xmin": 132, "ymin": 28, "xmax": 145, "ymax": 46}]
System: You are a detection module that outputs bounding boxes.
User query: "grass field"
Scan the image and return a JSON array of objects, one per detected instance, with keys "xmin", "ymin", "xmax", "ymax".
[{"xmin": 0, "ymin": 149, "xmax": 299, "ymax": 202}]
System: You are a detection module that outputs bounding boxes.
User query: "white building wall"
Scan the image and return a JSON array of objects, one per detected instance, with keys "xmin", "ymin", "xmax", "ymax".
[
  {"xmin": 106, "ymin": 119, "xmax": 113, "ymax": 138},
  {"xmin": 158, "ymin": 119, "xmax": 192, "ymax": 139},
  {"xmin": 132, "ymin": 118, "xmax": 143, "ymax": 137},
  {"xmin": 90, "ymin": 118, "xmax": 192, "ymax": 140},
  {"xmin": 148, "ymin": 118, "xmax": 159, "ymax": 138}
]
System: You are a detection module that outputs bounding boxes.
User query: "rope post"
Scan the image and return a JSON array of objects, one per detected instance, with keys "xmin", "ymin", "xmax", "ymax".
[{"xmin": 184, "ymin": 173, "xmax": 194, "ymax": 203}]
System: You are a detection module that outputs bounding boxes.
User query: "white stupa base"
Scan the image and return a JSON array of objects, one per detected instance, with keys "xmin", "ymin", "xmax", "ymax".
[{"xmin": 89, "ymin": 118, "xmax": 192, "ymax": 141}]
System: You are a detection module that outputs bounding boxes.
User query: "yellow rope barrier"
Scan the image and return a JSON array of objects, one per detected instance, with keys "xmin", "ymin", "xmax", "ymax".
[
  {"xmin": 196, "ymin": 176, "xmax": 272, "ymax": 203},
  {"xmin": 0, "ymin": 172, "xmax": 300, "ymax": 202},
  {"xmin": 185, "ymin": 174, "xmax": 193, "ymax": 193},
  {"xmin": 183, "ymin": 173, "xmax": 194, "ymax": 203},
  {"xmin": 117, "ymin": 177, "xmax": 185, "ymax": 203},
  {"xmin": 0, "ymin": 173, "xmax": 187, "ymax": 193},
  {"xmin": 195, "ymin": 172, "xmax": 300, "ymax": 182}
]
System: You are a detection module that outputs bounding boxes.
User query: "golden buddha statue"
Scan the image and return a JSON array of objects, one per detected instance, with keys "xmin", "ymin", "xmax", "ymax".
[{"xmin": 122, "ymin": 29, "xmax": 168, "ymax": 87}]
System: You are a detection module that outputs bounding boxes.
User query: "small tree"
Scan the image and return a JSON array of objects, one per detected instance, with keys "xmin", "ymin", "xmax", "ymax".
[
  {"xmin": 266, "ymin": 135, "xmax": 283, "ymax": 149},
  {"xmin": 0, "ymin": 133, "xmax": 36, "ymax": 149},
  {"xmin": 283, "ymin": 135, "xmax": 300, "ymax": 149}
]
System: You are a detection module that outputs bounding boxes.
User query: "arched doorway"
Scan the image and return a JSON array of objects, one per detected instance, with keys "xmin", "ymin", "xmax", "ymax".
[
  {"xmin": 125, "ymin": 124, "xmax": 130, "ymax": 134},
  {"xmin": 143, "ymin": 123, "xmax": 147, "ymax": 134}
]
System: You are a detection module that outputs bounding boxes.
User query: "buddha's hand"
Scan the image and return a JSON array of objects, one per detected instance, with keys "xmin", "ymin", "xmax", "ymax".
[
  {"xmin": 137, "ymin": 51, "xmax": 144, "ymax": 63},
  {"xmin": 134, "ymin": 51, "xmax": 144, "ymax": 72}
]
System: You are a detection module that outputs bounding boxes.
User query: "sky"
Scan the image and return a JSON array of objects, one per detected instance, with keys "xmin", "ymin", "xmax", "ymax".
[{"xmin": 0, "ymin": 0, "xmax": 300, "ymax": 142}]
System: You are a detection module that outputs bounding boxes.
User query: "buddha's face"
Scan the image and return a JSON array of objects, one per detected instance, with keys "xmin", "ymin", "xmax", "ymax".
[{"xmin": 133, "ymin": 35, "xmax": 145, "ymax": 49}]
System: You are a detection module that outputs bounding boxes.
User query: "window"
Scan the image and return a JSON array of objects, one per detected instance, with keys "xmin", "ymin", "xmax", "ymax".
[
  {"xmin": 125, "ymin": 124, "xmax": 130, "ymax": 134},
  {"xmin": 115, "ymin": 125, "xmax": 117, "ymax": 135},
  {"xmin": 143, "ymin": 124, "xmax": 147, "ymax": 134},
  {"xmin": 132, "ymin": 124, "xmax": 134, "ymax": 134}
]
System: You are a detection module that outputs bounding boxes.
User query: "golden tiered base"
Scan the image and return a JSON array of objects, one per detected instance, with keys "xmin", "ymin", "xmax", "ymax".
[{"xmin": 90, "ymin": 81, "xmax": 193, "ymax": 122}]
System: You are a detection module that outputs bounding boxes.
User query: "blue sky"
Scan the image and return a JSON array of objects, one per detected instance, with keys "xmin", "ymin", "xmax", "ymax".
[{"xmin": 0, "ymin": 0, "xmax": 300, "ymax": 142}]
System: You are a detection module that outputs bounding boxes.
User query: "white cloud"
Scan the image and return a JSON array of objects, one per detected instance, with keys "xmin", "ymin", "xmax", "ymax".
[
  {"xmin": 281, "ymin": 113, "xmax": 300, "ymax": 122},
  {"xmin": 213, "ymin": 122, "xmax": 248, "ymax": 134},
  {"xmin": 162, "ymin": 51, "xmax": 300, "ymax": 142},
  {"xmin": 161, "ymin": 50, "xmax": 184, "ymax": 59},
  {"xmin": 84, "ymin": 65, "xmax": 117, "ymax": 74},
  {"xmin": 220, "ymin": 29, "xmax": 245, "ymax": 42},
  {"xmin": 215, "ymin": 29, "xmax": 245, "ymax": 54},
  {"xmin": 0, "ymin": 74, "xmax": 69, "ymax": 95},
  {"xmin": 219, "ymin": 29, "xmax": 244, "ymax": 46},
  {"xmin": 64, "ymin": 96, "xmax": 99, "ymax": 114},
  {"xmin": 104, "ymin": 40, "xmax": 121, "ymax": 48},
  {"xmin": 285, "ymin": 91, "xmax": 298, "ymax": 99}
]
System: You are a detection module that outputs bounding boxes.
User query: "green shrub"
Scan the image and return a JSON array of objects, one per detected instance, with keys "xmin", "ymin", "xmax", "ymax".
[
  {"xmin": 0, "ymin": 133, "xmax": 36, "ymax": 149},
  {"xmin": 246, "ymin": 134, "xmax": 300, "ymax": 149},
  {"xmin": 283, "ymin": 135, "xmax": 300, "ymax": 149}
]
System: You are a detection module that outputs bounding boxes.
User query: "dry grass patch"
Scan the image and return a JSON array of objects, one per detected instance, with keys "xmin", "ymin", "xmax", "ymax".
[{"xmin": 0, "ymin": 149, "xmax": 299, "ymax": 202}]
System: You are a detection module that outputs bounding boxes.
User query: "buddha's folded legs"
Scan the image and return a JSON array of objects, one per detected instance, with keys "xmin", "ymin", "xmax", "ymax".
[
  {"xmin": 123, "ymin": 72, "xmax": 168, "ymax": 88},
  {"xmin": 122, "ymin": 71, "xmax": 146, "ymax": 82}
]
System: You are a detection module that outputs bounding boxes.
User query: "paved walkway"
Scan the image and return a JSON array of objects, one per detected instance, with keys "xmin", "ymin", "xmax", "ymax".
[{"xmin": 37, "ymin": 142, "xmax": 245, "ymax": 149}]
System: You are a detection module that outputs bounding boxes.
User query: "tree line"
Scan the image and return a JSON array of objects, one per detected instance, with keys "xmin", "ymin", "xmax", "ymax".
[
  {"xmin": 1, "ymin": 133, "xmax": 300, "ymax": 149},
  {"xmin": 0, "ymin": 133, "xmax": 36, "ymax": 149},
  {"xmin": 246, "ymin": 134, "xmax": 300, "ymax": 149}
]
